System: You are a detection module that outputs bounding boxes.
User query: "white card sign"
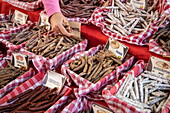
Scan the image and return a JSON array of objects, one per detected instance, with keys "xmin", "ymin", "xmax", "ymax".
[
  {"xmin": 147, "ymin": 56, "xmax": 170, "ymax": 77},
  {"xmin": 39, "ymin": 12, "xmax": 50, "ymax": 30},
  {"xmin": 105, "ymin": 38, "xmax": 129, "ymax": 60},
  {"xmin": 12, "ymin": 10, "xmax": 28, "ymax": 24},
  {"xmin": 130, "ymin": 0, "xmax": 146, "ymax": 9},
  {"xmin": 43, "ymin": 70, "xmax": 66, "ymax": 93},
  {"xmin": 92, "ymin": 103, "xmax": 113, "ymax": 113},
  {"xmin": 12, "ymin": 53, "xmax": 29, "ymax": 70},
  {"xmin": 68, "ymin": 21, "xmax": 81, "ymax": 39}
]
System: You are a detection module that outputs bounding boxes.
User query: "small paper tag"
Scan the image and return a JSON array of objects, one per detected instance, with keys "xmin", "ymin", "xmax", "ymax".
[
  {"xmin": 147, "ymin": 56, "xmax": 170, "ymax": 77},
  {"xmin": 130, "ymin": 0, "xmax": 146, "ymax": 9},
  {"xmin": 38, "ymin": 12, "xmax": 50, "ymax": 30},
  {"xmin": 12, "ymin": 10, "xmax": 28, "ymax": 24},
  {"xmin": 12, "ymin": 53, "xmax": 29, "ymax": 70},
  {"xmin": 92, "ymin": 103, "xmax": 113, "ymax": 113},
  {"xmin": 68, "ymin": 21, "xmax": 81, "ymax": 38},
  {"xmin": 105, "ymin": 38, "xmax": 129, "ymax": 60},
  {"xmin": 43, "ymin": 70, "xmax": 66, "ymax": 93}
]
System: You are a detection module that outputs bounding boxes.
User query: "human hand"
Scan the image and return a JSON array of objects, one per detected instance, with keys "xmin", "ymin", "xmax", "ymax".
[{"xmin": 50, "ymin": 12, "xmax": 72, "ymax": 37}]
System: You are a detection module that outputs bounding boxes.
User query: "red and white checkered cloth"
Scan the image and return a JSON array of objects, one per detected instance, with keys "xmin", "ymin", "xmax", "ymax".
[
  {"xmin": 102, "ymin": 60, "xmax": 170, "ymax": 113},
  {"xmin": 61, "ymin": 45, "xmax": 135, "ymax": 100},
  {"xmin": 149, "ymin": 39, "xmax": 170, "ymax": 56},
  {"xmin": 4, "ymin": 0, "xmax": 43, "ymax": 11},
  {"xmin": 89, "ymin": 0, "xmax": 170, "ymax": 45},
  {"xmin": 0, "ymin": 21, "xmax": 33, "ymax": 40},
  {"xmin": 0, "ymin": 72, "xmax": 73, "ymax": 113},
  {"xmin": 61, "ymin": 97, "xmax": 92, "ymax": 113}
]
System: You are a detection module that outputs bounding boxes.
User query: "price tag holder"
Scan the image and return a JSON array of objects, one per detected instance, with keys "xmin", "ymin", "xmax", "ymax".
[
  {"xmin": 105, "ymin": 38, "xmax": 129, "ymax": 60},
  {"xmin": 68, "ymin": 21, "xmax": 81, "ymax": 39},
  {"xmin": 92, "ymin": 103, "xmax": 113, "ymax": 113},
  {"xmin": 12, "ymin": 10, "xmax": 28, "ymax": 25},
  {"xmin": 38, "ymin": 12, "xmax": 50, "ymax": 30},
  {"xmin": 147, "ymin": 56, "xmax": 170, "ymax": 77},
  {"xmin": 130, "ymin": 0, "xmax": 146, "ymax": 9},
  {"xmin": 43, "ymin": 70, "xmax": 67, "ymax": 93},
  {"xmin": 12, "ymin": 53, "xmax": 29, "ymax": 70}
]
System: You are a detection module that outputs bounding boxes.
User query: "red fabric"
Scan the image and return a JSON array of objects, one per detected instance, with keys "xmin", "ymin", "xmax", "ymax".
[
  {"xmin": 0, "ymin": 0, "xmax": 42, "ymax": 22},
  {"xmin": 81, "ymin": 24, "xmax": 170, "ymax": 62}
]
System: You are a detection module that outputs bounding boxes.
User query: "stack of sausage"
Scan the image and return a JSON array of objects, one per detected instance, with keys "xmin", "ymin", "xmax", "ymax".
[
  {"xmin": 104, "ymin": 0, "xmax": 160, "ymax": 36},
  {"xmin": 9, "ymin": 25, "xmax": 48, "ymax": 45},
  {"xmin": 60, "ymin": 0, "xmax": 107, "ymax": 18},
  {"xmin": 26, "ymin": 33, "xmax": 82, "ymax": 58},
  {"xmin": 115, "ymin": 71, "xmax": 170, "ymax": 112},
  {"xmin": 0, "ymin": 85, "xmax": 63, "ymax": 112},
  {"xmin": 0, "ymin": 60, "xmax": 26, "ymax": 88},
  {"xmin": 69, "ymin": 50, "xmax": 122, "ymax": 83},
  {"xmin": 0, "ymin": 20, "xmax": 19, "ymax": 31}
]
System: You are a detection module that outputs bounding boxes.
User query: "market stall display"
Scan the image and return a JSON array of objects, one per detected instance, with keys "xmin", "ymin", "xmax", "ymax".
[
  {"xmin": 90, "ymin": 0, "xmax": 169, "ymax": 45},
  {"xmin": 0, "ymin": 0, "xmax": 170, "ymax": 112},
  {"xmin": 0, "ymin": 72, "xmax": 73, "ymax": 113},
  {"xmin": 4, "ymin": 0, "xmax": 43, "ymax": 11},
  {"xmin": 0, "ymin": 13, "xmax": 33, "ymax": 40},
  {"xmin": 69, "ymin": 49, "xmax": 122, "ymax": 83},
  {"xmin": 149, "ymin": 23, "xmax": 170, "ymax": 56},
  {"xmin": 102, "ymin": 59, "xmax": 170, "ymax": 113},
  {"xmin": 61, "ymin": 45, "xmax": 134, "ymax": 99}
]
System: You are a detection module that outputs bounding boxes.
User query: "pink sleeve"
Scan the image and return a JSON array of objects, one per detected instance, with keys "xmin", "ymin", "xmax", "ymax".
[{"xmin": 42, "ymin": 0, "xmax": 61, "ymax": 17}]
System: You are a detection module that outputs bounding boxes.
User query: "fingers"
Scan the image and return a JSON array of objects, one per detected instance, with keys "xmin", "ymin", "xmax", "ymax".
[{"xmin": 57, "ymin": 23, "xmax": 73, "ymax": 37}]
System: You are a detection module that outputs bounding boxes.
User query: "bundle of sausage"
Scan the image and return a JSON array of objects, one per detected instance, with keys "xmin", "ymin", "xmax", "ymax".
[
  {"xmin": 26, "ymin": 33, "xmax": 82, "ymax": 58},
  {"xmin": 0, "ymin": 85, "xmax": 63, "ymax": 112},
  {"xmin": 0, "ymin": 20, "xmax": 19, "ymax": 31},
  {"xmin": 115, "ymin": 70, "xmax": 170, "ymax": 112},
  {"xmin": 104, "ymin": 0, "xmax": 160, "ymax": 36},
  {"xmin": 60, "ymin": 0, "xmax": 108, "ymax": 18},
  {"xmin": 0, "ymin": 60, "xmax": 26, "ymax": 88},
  {"xmin": 9, "ymin": 25, "xmax": 48, "ymax": 45},
  {"xmin": 69, "ymin": 49, "xmax": 122, "ymax": 83}
]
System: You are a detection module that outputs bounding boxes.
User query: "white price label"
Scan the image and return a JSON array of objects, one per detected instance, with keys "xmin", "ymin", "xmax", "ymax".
[
  {"xmin": 39, "ymin": 12, "xmax": 50, "ymax": 30},
  {"xmin": 92, "ymin": 103, "xmax": 113, "ymax": 113},
  {"xmin": 12, "ymin": 53, "xmax": 29, "ymax": 70},
  {"xmin": 12, "ymin": 10, "xmax": 28, "ymax": 24},
  {"xmin": 43, "ymin": 70, "xmax": 66, "ymax": 93},
  {"xmin": 147, "ymin": 56, "xmax": 170, "ymax": 77},
  {"xmin": 130, "ymin": 0, "xmax": 146, "ymax": 9},
  {"xmin": 105, "ymin": 38, "xmax": 129, "ymax": 60}
]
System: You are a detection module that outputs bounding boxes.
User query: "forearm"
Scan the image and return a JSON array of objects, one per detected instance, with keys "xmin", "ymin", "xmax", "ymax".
[{"xmin": 42, "ymin": 0, "xmax": 61, "ymax": 17}]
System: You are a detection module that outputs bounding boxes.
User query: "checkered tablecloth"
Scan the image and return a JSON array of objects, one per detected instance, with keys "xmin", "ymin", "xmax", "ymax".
[
  {"xmin": 61, "ymin": 45, "xmax": 135, "ymax": 100},
  {"xmin": 89, "ymin": 0, "xmax": 170, "ymax": 45},
  {"xmin": 4, "ymin": 0, "xmax": 43, "ymax": 11},
  {"xmin": 102, "ymin": 60, "xmax": 170, "ymax": 113},
  {"xmin": 149, "ymin": 39, "xmax": 170, "ymax": 56},
  {"xmin": 0, "ymin": 72, "xmax": 73, "ymax": 113},
  {"xmin": 61, "ymin": 97, "xmax": 91, "ymax": 113},
  {"xmin": 0, "ymin": 20, "xmax": 33, "ymax": 40}
]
